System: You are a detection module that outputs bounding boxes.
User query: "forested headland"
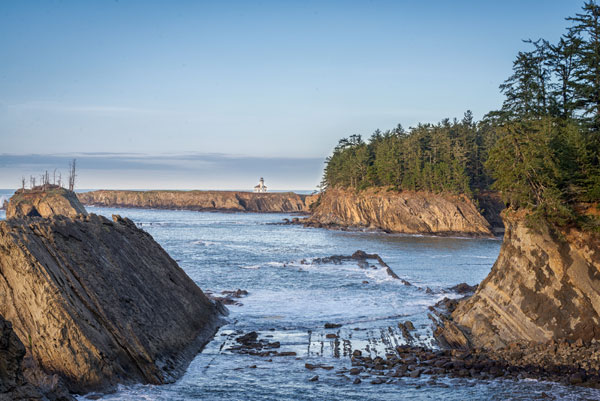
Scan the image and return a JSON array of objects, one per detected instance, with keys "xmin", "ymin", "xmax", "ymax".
[{"xmin": 321, "ymin": 1, "xmax": 600, "ymax": 230}]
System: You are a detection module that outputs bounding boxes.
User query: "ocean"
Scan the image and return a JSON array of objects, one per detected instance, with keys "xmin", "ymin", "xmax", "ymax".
[{"xmin": 0, "ymin": 189, "xmax": 597, "ymax": 400}]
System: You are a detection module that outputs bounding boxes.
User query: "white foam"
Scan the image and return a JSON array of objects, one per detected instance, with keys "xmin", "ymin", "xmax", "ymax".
[{"xmin": 192, "ymin": 240, "xmax": 219, "ymax": 246}]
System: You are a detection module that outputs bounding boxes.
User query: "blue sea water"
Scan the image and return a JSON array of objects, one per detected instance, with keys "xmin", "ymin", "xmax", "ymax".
[{"xmin": 0, "ymin": 189, "xmax": 598, "ymax": 400}]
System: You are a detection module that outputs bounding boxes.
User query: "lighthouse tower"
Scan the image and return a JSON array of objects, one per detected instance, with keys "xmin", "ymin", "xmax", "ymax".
[{"xmin": 253, "ymin": 177, "xmax": 268, "ymax": 193}]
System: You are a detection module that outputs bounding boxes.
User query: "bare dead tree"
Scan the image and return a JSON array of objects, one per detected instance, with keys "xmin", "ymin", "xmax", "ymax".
[
  {"xmin": 53, "ymin": 169, "xmax": 57, "ymax": 185},
  {"xmin": 31, "ymin": 176, "xmax": 36, "ymax": 188},
  {"xmin": 21, "ymin": 176, "xmax": 25, "ymax": 190},
  {"xmin": 68, "ymin": 159, "xmax": 77, "ymax": 191},
  {"xmin": 58, "ymin": 172, "xmax": 62, "ymax": 188}
]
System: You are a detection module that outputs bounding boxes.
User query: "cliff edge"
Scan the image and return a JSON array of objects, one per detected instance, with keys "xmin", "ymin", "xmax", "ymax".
[
  {"xmin": 78, "ymin": 190, "xmax": 316, "ymax": 213},
  {"xmin": 305, "ymin": 187, "xmax": 495, "ymax": 237},
  {"xmin": 0, "ymin": 191, "xmax": 224, "ymax": 394},
  {"xmin": 450, "ymin": 210, "xmax": 600, "ymax": 350}
]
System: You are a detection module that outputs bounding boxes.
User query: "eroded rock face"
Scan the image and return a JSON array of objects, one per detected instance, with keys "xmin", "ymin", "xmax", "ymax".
[
  {"xmin": 78, "ymin": 190, "xmax": 318, "ymax": 213},
  {"xmin": 452, "ymin": 211, "xmax": 600, "ymax": 350},
  {"xmin": 307, "ymin": 187, "xmax": 494, "ymax": 237},
  {"xmin": 6, "ymin": 186, "xmax": 87, "ymax": 219},
  {"xmin": 0, "ymin": 315, "xmax": 53, "ymax": 401},
  {"xmin": 0, "ymin": 213, "xmax": 223, "ymax": 394}
]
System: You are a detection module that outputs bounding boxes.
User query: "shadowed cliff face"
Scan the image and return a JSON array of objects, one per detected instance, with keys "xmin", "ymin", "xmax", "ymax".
[
  {"xmin": 6, "ymin": 186, "xmax": 87, "ymax": 219},
  {"xmin": 452, "ymin": 211, "xmax": 600, "ymax": 350},
  {"xmin": 307, "ymin": 187, "xmax": 494, "ymax": 237},
  {"xmin": 0, "ymin": 191, "xmax": 224, "ymax": 394},
  {"xmin": 0, "ymin": 316, "xmax": 47, "ymax": 401},
  {"xmin": 78, "ymin": 190, "xmax": 316, "ymax": 213}
]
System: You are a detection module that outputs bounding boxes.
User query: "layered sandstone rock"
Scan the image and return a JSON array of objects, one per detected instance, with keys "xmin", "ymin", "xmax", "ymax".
[
  {"xmin": 78, "ymin": 190, "xmax": 316, "ymax": 213},
  {"xmin": 0, "ymin": 192, "xmax": 224, "ymax": 394},
  {"xmin": 452, "ymin": 210, "xmax": 600, "ymax": 350},
  {"xmin": 0, "ymin": 316, "xmax": 46, "ymax": 401},
  {"xmin": 306, "ymin": 187, "xmax": 494, "ymax": 237},
  {"xmin": 6, "ymin": 186, "xmax": 87, "ymax": 219}
]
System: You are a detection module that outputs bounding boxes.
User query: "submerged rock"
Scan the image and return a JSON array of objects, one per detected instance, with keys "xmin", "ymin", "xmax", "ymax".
[
  {"xmin": 448, "ymin": 283, "xmax": 477, "ymax": 295},
  {"xmin": 0, "ymin": 192, "xmax": 224, "ymax": 394}
]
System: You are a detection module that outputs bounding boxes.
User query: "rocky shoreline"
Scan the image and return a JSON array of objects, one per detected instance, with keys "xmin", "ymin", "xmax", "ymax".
[
  {"xmin": 78, "ymin": 190, "xmax": 317, "ymax": 214},
  {"xmin": 302, "ymin": 187, "xmax": 501, "ymax": 237},
  {"xmin": 0, "ymin": 189, "xmax": 226, "ymax": 397}
]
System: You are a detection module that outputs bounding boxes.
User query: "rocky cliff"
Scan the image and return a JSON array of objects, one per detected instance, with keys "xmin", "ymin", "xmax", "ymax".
[
  {"xmin": 306, "ymin": 187, "xmax": 494, "ymax": 237},
  {"xmin": 7, "ymin": 186, "xmax": 87, "ymax": 219},
  {"xmin": 0, "ymin": 192, "xmax": 224, "ymax": 394},
  {"xmin": 0, "ymin": 315, "xmax": 50, "ymax": 401},
  {"xmin": 79, "ymin": 190, "xmax": 316, "ymax": 213},
  {"xmin": 451, "ymin": 210, "xmax": 600, "ymax": 350}
]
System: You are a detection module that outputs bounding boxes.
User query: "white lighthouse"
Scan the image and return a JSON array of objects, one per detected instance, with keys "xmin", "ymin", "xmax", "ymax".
[{"xmin": 253, "ymin": 177, "xmax": 268, "ymax": 193}]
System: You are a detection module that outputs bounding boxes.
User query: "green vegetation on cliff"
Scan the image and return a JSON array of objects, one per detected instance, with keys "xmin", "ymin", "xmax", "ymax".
[
  {"xmin": 322, "ymin": 1, "xmax": 600, "ymax": 230},
  {"xmin": 322, "ymin": 113, "xmax": 497, "ymax": 195}
]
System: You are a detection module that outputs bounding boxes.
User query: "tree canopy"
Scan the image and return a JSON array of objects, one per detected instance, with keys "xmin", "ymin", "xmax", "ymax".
[{"xmin": 321, "ymin": 1, "xmax": 600, "ymax": 230}]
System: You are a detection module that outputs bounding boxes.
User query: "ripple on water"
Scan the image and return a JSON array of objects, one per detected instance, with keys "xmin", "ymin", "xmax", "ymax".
[{"xmin": 45, "ymin": 206, "xmax": 596, "ymax": 401}]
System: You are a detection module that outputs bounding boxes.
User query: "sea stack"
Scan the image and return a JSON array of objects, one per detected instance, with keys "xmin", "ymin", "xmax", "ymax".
[
  {"xmin": 6, "ymin": 185, "xmax": 87, "ymax": 219},
  {"xmin": 0, "ymin": 188, "xmax": 224, "ymax": 395}
]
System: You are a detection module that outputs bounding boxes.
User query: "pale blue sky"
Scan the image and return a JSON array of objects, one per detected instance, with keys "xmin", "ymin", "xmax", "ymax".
[{"xmin": 0, "ymin": 1, "xmax": 584, "ymax": 189}]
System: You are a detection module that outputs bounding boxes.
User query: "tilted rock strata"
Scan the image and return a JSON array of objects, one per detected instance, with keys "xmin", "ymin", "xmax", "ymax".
[
  {"xmin": 0, "ymin": 316, "xmax": 45, "ymax": 401},
  {"xmin": 452, "ymin": 211, "xmax": 600, "ymax": 350},
  {"xmin": 0, "ymin": 213, "xmax": 223, "ymax": 394},
  {"xmin": 78, "ymin": 190, "xmax": 317, "ymax": 213},
  {"xmin": 6, "ymin": 186, "xmax": 87, "ymax": 219},
  {"xmin": 307, "ymin": 187, "xmax": 494, "ymax": 237}
]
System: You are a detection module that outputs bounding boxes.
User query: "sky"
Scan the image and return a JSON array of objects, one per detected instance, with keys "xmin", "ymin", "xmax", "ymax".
[{"xmin": 0, "ymin": 0, "xmax": 585, "ymax": 190}]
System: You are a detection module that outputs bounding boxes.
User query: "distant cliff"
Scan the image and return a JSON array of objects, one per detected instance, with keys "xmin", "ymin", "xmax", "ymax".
[
  {"xmin": 305, "ymin": 187, "xmax": 496, "ymax": 237},
  {"xmin": 79, "ymin": 190, "xmax": 316, "ymax": 213},
  {"xmin": 450, "ymin": 210, "xmax": 600, "ymax": 349},
  {"xmin": 0, "ymin": 190, "xmax": 224, "ymax": 395}
]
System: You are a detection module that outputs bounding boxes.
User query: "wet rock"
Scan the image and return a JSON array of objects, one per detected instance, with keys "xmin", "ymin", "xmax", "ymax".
[
  {"xmin": 325, "ymin": 334, "xmax": 338, "ymax": 339},
  {"xmin": 205, "ymin": 288, "xmax": 249, "ymax": 306},
  {"xmin": 311, "ymin": 250, "xmax": 407, "ymax": 282},
  {"xmin": 235, "ymin": 332, "xmax": 259, "ymax": 345},
  {"xmin": 353, "ymin": 378, "xmax": 361, "ymax": 384},
  {"xmin": 448, "ymin": 283, "xmax": 477, "ymax": 294},
  {"xmin": 309, "ymin": 375, "xmax": 319, "ymax": 382},
  {"xmin": 324, "ymin": 323, "xmax": 342, "ymax": 329}
]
